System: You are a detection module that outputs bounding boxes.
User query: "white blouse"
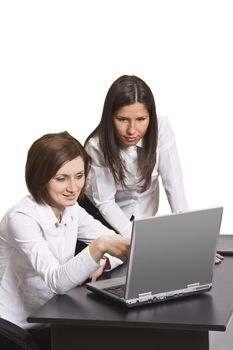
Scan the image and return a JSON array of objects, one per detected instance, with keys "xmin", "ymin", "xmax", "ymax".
[
  {"xmin": 85, "ymin": 115, "xmax": 188, "ymax": 237},
  {"xmin": 0, "ymin": 195, "xmax": 120, "ymax": 328}
]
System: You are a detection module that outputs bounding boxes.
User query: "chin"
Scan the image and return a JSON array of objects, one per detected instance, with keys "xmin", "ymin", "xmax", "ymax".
[
  {"xmin": 125, "ymin": 141, "xmax": 137, "ymax": 146},
  {"xmin": 64, "ymin": 199, "xmax": 77, "ymax": 206},
  {"xmin": 65, "ymin": 203, "xmax": 76, "ymax": 208}
]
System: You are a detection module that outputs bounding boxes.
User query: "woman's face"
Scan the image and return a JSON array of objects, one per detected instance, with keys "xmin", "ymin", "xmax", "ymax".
[
  {"xmin": 47, "ymin": 156, "xmax": 85, "ymax": 218},
  {"xmin": 113, "ymin": 102, "xmax": 150, "ymax": 147}
]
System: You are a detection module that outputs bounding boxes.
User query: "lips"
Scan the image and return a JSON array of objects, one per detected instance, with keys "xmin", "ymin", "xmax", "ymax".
[
  {"xmin": 124, "ymin": 137, "xmax": 138, "ymax": 143},
  {"xmin": 63, "ymin": 194, "xmax": 77, "ymax": 200}
]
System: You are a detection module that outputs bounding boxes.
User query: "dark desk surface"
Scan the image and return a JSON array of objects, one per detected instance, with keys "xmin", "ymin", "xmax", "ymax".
[
  {"xmin": 28, "ymin": 255, "xmax": 233, "ymax": 332},
  {"xmin": 216, "ymin": 234, "xmax": 233, "ymax": 255}
]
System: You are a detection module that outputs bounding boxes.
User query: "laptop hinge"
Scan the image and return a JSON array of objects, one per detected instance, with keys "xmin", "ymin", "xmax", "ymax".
[
  {"xmin": 187, "ymin": 282, "xmax": 200, "ymax": 288},
  {"xmin": 138, "ymin": 292, "xmax": 152, "ymax": 302}
]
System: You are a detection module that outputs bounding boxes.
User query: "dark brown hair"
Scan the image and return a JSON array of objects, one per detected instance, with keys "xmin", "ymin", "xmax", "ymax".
[
  {"xmin": 85, "ymin": 75, "xmax": 158, "ymax": 191},
  {"xmin": 25, "ymin": 131, "xmax": 90, "ymax": 205}
]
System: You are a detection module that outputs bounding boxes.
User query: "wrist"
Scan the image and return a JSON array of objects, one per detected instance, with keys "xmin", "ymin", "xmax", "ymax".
[{"xmin": 89, "ymin": 237, "xmax": 106, "ymax": 263}]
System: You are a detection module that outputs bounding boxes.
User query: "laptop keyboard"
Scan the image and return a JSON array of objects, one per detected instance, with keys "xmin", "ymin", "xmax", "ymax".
[{"xmin": 104, "ymin": 284, "xmax": 126, "ymax": 298}]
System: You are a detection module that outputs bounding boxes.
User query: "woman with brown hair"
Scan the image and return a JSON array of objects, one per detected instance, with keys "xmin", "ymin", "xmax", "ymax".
[{"xmin": 0, "ymin": 131, "xmax": 129, "ymax": 348}]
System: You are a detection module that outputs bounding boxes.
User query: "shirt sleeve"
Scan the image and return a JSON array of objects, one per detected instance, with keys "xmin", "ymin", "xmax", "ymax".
[
  {"xmin": 74, "ymin": 206, "xmax": 124, "ymax": 270},
  {"xmin": 85, "ymin": 138, "xmax": 133, "ymax": 237},
  {"xmin": 158, "ymin": 116, "xmax": 188, "ymax": 212},
  {"xmin": 7, "ymin": 212, "xmax": 101, "ymax": 294}
]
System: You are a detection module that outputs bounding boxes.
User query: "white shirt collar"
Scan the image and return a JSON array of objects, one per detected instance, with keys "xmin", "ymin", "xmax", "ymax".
[
  {"xmin": 136, "ymin": 138, "xmax": 143, "ymax": 148},
  {"xmin": 24, "ymin": 196, "xmax": 73, "ymax": 230},
  {"xmin": 123, "ymin": 138, "xmax": 143, "ymax": 154}
]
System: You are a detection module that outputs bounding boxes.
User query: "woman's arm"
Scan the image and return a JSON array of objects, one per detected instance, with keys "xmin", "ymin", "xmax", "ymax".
[
  {"xmin": 7, "ymin": 212, "xmax": 114, "ymax": 294},
  {"xmin": 158, "ymin": 116, "xmax": 188, "ymax": 213},
  {"xmin": 77, "ymin": 204, "xmax": 130, "ymax": 269},
  {"xmin": 8, "ymin": 212, "xmax": 99, "ymax": 292}
]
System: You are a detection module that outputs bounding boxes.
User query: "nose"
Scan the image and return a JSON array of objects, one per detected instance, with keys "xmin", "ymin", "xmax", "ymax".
[
  {"xmin": 67, "ymin": 178, "xmax": 78, "ymax": 192},
  {"xmin": 127, "ymin": 121, "xmax": 136, "ymax": 134}
]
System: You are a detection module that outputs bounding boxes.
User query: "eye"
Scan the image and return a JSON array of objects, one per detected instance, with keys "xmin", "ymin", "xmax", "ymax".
[
  {"xmin": 115, "ymin": 116, "xmax": 128, "ymax": 122},
  {"xmin": 56, "ymin": 177, "xmax": 65, "ymax": 182},
  {"xmin": 136, "ymin": 116, "xmax": 147, "ymax": 122},
  {"xmin": 76, "ymin": 173, "xmax": 84, "ymax": 180}
]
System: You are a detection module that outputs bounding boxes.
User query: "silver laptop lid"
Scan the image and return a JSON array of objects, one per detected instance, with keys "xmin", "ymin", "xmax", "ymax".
[{"xmin": 125, "ymin": 207, "xmax": 223, "ymax": 300}]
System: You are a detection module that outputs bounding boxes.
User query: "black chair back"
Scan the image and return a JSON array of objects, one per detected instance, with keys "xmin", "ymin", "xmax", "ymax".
[{"xmin": 0, "ymin": 317, "xmax": 39, "ymax": 350}]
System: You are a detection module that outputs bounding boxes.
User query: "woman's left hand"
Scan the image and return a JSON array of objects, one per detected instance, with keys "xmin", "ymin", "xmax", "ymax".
[{"xmin": 215, "ymin": 253, "xmax": 224, "ymax": 264}]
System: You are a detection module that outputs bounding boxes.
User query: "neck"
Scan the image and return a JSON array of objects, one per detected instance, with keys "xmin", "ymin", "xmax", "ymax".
[
  {"xmin": 52, "ymin": 207, "xmax": 63, "ymax": 223},
  {"xmin": 57, "ymin": 212, "xmax": 62, "ymax": 223}
]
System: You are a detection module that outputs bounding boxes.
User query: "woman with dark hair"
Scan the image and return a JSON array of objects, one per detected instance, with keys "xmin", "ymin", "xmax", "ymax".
[
  {"xmin": 0, "ymin": 131, "xmax": 129, "ymax": 349},
  {"xmin": 83, "ymin": 75, "xmax": 188, "ymax": 237},
  {"xmin": 81, "ymin": 74, "xmax": 223, "ymax": 264}
]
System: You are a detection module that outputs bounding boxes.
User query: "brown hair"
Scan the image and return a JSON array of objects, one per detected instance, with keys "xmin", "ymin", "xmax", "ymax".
[
  {"xmin": 25, "ymin": 131, "xmax": 90, "ymax": 205},
  {"xmin": 85, "ymin": 75, "xmax": 158, "ymax": 191}
]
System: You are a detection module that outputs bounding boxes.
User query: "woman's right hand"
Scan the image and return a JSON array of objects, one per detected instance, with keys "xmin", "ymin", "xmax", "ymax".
[{"xmin": 89, "ymin": 234, "xmax": 130, "ymax": 264}]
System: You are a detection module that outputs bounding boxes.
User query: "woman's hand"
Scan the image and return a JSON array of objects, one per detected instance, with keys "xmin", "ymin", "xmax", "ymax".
[
  {"xmin": 89, "ymin": 258, "xmax": 107, "ymax": 282},
  {"xmin": 89, "ymin": 234, "xmax": 130, "ymax": 264},
  {"xmin": 215, "ymin": 252, "xmax": 224, "ymax": 264}
]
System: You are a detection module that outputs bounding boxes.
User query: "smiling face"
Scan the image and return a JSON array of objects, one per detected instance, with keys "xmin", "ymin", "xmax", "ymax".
[
  {"xmin": 113, "ymin": 102, "xmax": 150, "ymax": 147},
  {"xmin": 47, "ymin": 156, "xmax": 85, "ymax": 220}
]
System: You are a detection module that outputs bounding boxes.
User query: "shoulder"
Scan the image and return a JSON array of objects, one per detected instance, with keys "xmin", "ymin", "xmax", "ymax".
[
  {"xmin": 7, "ymin": 195, "xmax": 56, "ymax": 230},
  {"xmin": 157, "ymin": 115, "xmax": 175, "ymax": 150},
  {"xmin": 85, "ymin": 135, "xmax": 106, "ymax": 165},
  {"xmin": 85, "ymin": 135, "xmax": 102, "ymax": 154},
  {"xmin": 7, "ymin": 195, "xmax": 37, "ymax": 218},
  {"xmin": 16, "ymin": 195, "xmax": 46, "ymax": 213},
  {"xmin": 85, "ymin": 135, "xmax": 100, "ymax": 149},
  {"xmin": 157, "ymin": 114, "xmax": 173, "ymax": 133},
  {"xmin": 157, "ymin": 114, "xmax": 174, "ymax": 136},
  {"xmin": 0, "ymin": 196, "xmax": 46, "ymax": 235}
]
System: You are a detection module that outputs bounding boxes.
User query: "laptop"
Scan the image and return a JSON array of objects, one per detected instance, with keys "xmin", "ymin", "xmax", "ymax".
[
  {"xmin": 217, "ymin": 234, "xmax": 233, "ymax": 255},
  {"xmin": 86, "ymin": 207, "xmax": 223, "ymax": 307}
]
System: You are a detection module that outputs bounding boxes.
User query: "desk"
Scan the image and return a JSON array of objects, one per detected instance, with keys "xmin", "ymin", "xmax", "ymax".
[{"xmin": 28, "ymin": 256, "xmax": 233, "ymax": 350}]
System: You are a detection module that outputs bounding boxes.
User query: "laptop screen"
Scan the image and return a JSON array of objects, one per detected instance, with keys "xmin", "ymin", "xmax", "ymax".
[{"xmin": 125, "ymin": 208, "xmax": 223, "ymax": 300}]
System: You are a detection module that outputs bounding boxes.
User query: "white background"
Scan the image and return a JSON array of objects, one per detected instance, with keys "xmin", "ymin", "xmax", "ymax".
[{"xmin": 0, "ymin": 1, "xmax": 232, "ymax": 234}]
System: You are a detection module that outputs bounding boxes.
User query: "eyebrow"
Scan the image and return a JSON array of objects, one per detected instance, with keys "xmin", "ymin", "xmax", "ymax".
[
  {"xmin": 114, "ymin": 115, "xmax": 149, "ymax": 118},
  {"xmin": 55, "ymin": 170, "xmax": 85, "ymax": 177}
]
